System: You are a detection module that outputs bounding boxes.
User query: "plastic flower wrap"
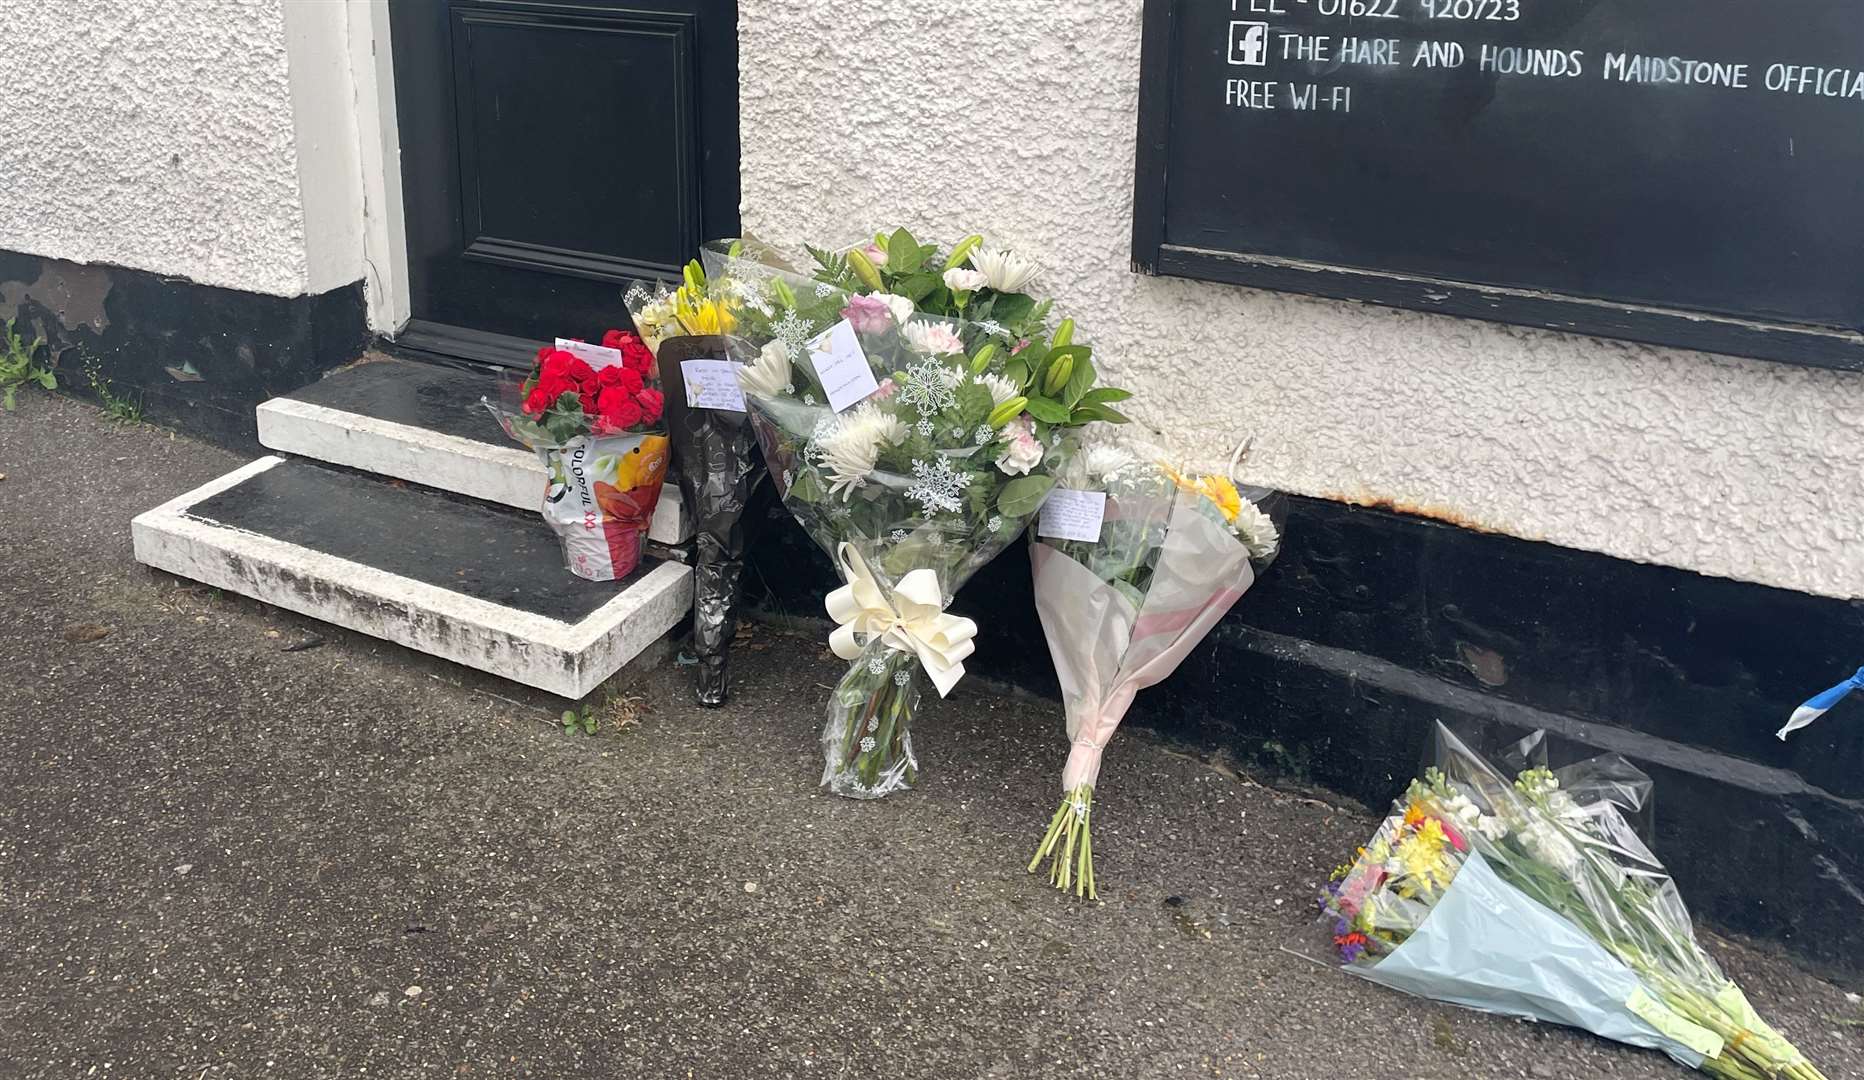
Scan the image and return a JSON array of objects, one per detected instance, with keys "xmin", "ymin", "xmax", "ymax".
[
  {"xmin": 1318, "ymin": 722, "xmax": 1830, "ymax": 1080},
  {"xmin": 1026, "ymin": 443, "xmax": 1281, "ymax": 896},
  {"xmin": 624, "ymin": 248, "xmax": 769, "ymax": 706},
  {"xmin": 709, "ymin": 232, "xmax": 1129, "ymax": 798},
  {"xmin": 485, "ymin": 331, "xmax": 669, "ymax": 582}
]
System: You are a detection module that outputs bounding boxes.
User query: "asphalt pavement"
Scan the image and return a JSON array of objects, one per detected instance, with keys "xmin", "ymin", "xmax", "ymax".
[{"xmin": 2, "ymin": 393, "xmax": 1859, "ymax": 1079}]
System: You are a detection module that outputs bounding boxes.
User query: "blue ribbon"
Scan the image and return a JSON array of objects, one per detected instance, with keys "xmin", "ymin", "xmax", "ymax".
[{"xmin": 1777, "ymin": 666, "xmax": 1864, "ymax": 740}]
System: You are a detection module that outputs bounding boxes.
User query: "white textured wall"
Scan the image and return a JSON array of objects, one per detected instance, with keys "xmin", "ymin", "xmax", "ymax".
[
  {"xmin": 738, "ymin": 2, "xmax": 1864, "ymax": 599},
  {"xmin": 0, "ymin": 0, "xmax": 363, "ymax": 299}
]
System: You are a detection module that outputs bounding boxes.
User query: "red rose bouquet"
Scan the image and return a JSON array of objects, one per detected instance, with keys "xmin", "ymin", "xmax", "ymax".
[{"xmin": 488, "ymin": 329, "xmax": 671, "ymax": 582}]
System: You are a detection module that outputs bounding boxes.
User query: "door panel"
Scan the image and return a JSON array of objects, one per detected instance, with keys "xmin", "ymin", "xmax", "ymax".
[{"xmin": 390, "ymin": 0, "xmax": 737, "ymax": 361}]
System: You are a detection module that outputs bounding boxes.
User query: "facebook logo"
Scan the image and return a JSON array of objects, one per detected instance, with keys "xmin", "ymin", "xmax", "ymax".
[{"xmin": 1228, "ymin": 21, "xmax": 1270, "ymax": 67}]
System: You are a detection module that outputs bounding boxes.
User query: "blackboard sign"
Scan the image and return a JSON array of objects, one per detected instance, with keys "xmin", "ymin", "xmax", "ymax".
[{"xmin": 1131, "ymin": 0, "xmax": 1864, "ymax": 370}]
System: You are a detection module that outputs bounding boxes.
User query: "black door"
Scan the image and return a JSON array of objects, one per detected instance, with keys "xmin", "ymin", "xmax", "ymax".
[{"xmin": 389, "ymin": 0, "xmax": 738, "ymax": 365}]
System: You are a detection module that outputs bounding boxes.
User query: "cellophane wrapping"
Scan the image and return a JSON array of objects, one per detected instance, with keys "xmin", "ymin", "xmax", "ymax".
[
  {"xmin": 1027, "ymin": 453, "xmax": 1281, "ymax": 895},
  {"xmin": 1318, "ymin": 721, "xmax": 1827, "ymax": 1080},
  {"xmin": 625, "ymin": 248, "xmax": 768, "ymax": 705},
  {"xmin": 704, "ymin": 248, "xmax": 1082, "ymax": 798},
  {"xmin": 486, "ymin": 350, "xmax": 669, "ymax": 583}
]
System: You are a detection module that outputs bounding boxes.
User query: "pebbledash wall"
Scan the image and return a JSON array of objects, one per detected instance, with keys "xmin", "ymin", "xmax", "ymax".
[
  {"xmin": 736, "ymin": 2, "xmax": 1864, "ymax": 978},
  {"xmin": 735, "ymin": 2, "xmax": 1863, "ymax": 603},
  {"xmin": 0, "ymin": 0, "xmax": 388, "ymax": 443}
]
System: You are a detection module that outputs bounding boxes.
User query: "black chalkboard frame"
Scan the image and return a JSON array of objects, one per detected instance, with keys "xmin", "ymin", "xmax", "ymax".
[{"xmin": 1129, "ymin": 0, "xmax": 1864, "ymax": 373}]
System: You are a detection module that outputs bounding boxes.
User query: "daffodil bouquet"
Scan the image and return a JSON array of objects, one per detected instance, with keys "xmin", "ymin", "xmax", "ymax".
[
  {"xmin": 1026, "ymin": 444, "xmax": 1280, "ymax": 896},
  {"xmin": 1319, "ymin": 722, "xmax": 1829, "ymax": 1080},
  {"xmin": 702, "ymin": 235, "xmax": 1129, "ymax": 798}
]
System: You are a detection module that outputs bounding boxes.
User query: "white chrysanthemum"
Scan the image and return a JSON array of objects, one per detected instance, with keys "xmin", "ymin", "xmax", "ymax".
[
  {"xmin": 976, "ymin": 372, "xmax": 1021, "ymax": 407},
  {"xmin": 1231, "ymin": 497, "xmax": 1280, "ymax": 560},
  {"xmin": 901, "ymin": 320, "xmax": 965, "ymax": 356},
  {"xmin": 737, "ymin": 341, "xmax": 792, "ymax": 398},
  {"xmin": 968, "ymin": 247, "xmax": 1040, "ymax": 294},
  {"xmin": 1083, "ymin": 445, "xmax": 1140, "ymax": 483},
  {"xmin": 820, "ymin": 404, "xmax": 906, "ymax": 498}
]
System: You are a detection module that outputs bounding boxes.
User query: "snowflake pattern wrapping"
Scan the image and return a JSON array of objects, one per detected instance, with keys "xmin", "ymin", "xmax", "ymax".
[
  {"xmin": 906, "ymin": 457, "xmax": 967, "ymax": 516},
  {"xmin": 771, "ymin": 310, "xmax": 816, "ymax": 361},
  {"xmin": 915, "ymin": 418, "xmax": 935, "ymax": 438},
  {"xmin": 896, "ymin": 360, "xmax": 961, "ymax": 417},
  {"xmin": 803, "ymin": 413, "xmax": 841, "ymax": 463}
]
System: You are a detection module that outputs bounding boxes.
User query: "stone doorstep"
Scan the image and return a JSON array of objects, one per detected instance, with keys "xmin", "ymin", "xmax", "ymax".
[
  {"xmin": 256, "ymin": 357, "xmax": 693, "ymax": 546},
  {"xmin": 132, "ymin": 456, "xmax": 693, "ymax": 700}
]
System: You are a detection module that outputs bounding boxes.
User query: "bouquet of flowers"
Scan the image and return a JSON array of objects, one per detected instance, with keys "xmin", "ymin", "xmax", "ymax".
[
  {"xmin": 626, "ymin": 254, "xmax": 767, "ymax": 705},
  {"xmin": 486, "ymin": 331, "xmax": 669, "ymax": 582},
  {"xmin": 711, "ymin": 228, "xmax": 1131, "ymax": 798},
  {"xmin": 1319, "ymin": 722, "xmax": 1828, "ymax": 1080},
  {"xmin": 1026, "ymin": 443, "xmax": 1281, "ymax": 897}
]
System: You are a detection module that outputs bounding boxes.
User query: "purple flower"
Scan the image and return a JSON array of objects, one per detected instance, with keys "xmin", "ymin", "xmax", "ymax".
[
  {"xmin": 1338, "ymin": 936, "xmax": 1367, "ymax": 964},
  {"xmin": 841, "ymin": 294, "xmax": 894, "ymax": 335}
]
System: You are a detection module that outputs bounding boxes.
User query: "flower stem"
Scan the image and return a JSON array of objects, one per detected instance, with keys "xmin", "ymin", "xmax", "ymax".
[{"xmin": 1029, "ymin": 786, "xmax": 1097, "ymax": 900}]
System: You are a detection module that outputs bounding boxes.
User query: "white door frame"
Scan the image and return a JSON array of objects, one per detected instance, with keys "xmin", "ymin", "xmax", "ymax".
[{"xmin": 345, "ymin": 0, "xmax": 412, "ymax": 335}]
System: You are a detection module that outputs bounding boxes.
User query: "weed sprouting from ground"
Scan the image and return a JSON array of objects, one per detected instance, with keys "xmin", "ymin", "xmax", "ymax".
[
  {"xmin": 81, "ymin": 352, "xmax": 143, "ymax": 424},
  {"xmin": 0, "ymin": 318, "xmax": 55, "ymax": 409}
]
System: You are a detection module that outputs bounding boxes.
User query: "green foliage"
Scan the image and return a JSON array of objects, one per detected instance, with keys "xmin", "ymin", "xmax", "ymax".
[
  {"xmin": 1021, "ymin": 396, "xmax": 1072, "ymax": 424},
  {"xmin": 0, "ymin": 318, "xmax": 55, "ymax": 410},
  {"xmin": 806, "ymin": 243, "xmax": 857, "ymax": 291},
  {"xmin": 81, "ymin": 352, "xmax": 141, "ymax": 424},
  {"xmin": 561, "ymin": 708, "xmax": 598, "ymax": 736},
  {"xmin": 997, "ymin": 475, "xmax": 1055, "ymax": 518},
  {"xmin": 953, "ymin": 380, "xmax": 993, "ymax": 432}
]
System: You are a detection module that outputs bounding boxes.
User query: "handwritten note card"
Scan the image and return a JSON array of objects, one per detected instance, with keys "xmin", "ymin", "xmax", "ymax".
[
  {"xmin": 680, "ymin": 359, "xmax": 746, "ymax": 411},
  {"xmin": 554, "ymin": 338, "xmax": 624, "ymax": 370},
  {"xmin": 808, "ymin": 320, "xmax": 881, "ymax": 413},
  {"xmin": 1038, "ymin": 488, "xmax": 1108, "ymax": 543}
]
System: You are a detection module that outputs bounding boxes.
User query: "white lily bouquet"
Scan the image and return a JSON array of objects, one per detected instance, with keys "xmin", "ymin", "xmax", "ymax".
[
  {"xmin": 709, "ymin": 229, "xmax": 1131, "ymax": 798},
  {"xmin": 1027, "ymin": 444, "xmax": 1281, "ymax": 895}
]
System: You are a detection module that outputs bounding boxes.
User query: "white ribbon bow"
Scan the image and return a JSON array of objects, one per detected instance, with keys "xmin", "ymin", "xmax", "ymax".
[{"xmin": 825, "ymin": 542, "xmax": 978, "ymax": 698}]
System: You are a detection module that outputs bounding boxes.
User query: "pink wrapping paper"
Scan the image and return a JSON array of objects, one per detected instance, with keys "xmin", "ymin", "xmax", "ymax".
[{"xmin": 1032, "ymin": 495, "xmax": 1257, "ymax": 791}]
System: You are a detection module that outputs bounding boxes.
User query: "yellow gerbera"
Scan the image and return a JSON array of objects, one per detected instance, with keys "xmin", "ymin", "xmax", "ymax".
[
  {"xmin": 1159, "ymin": 464, "xmax": 1243, "ymax": 524},
  {"xmin": 1197, "ymin": 475, "xmax": 1243, "ymax": 523}
]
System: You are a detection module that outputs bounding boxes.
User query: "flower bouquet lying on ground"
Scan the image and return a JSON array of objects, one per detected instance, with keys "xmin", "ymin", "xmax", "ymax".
[
  {"xmin": 1026, "ymin": 443, "xmax": 1281, "ymax": 897},
  {"xmin": 1319, "ymin": 722, "xmax": 1828, "ymax": 1080},
  {"xmin": 709, "ymin": 228, "xmax": 1130, "ymax": 797},
  {"xmin": 485, "ymin": 331, "xmax": 669, "ymax": 582}
]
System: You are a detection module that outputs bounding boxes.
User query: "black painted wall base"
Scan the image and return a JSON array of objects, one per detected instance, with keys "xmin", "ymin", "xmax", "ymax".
[
  {"xmin": 0, "ymin": 250, "xmax": 368, "ymax": 448},
  {"xmin": 743, "ymin": 489, "xmax": 1864, "ymax": 980}
]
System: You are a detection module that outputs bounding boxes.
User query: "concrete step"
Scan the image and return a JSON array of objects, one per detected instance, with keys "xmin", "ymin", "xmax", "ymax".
[
  {"xmin": 132, "ymin": 456, "xmax": 692, "ymax": 699},
  {"xmin": 256, "ymin": 357, "xmax": 693, "ymax": 546}
]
